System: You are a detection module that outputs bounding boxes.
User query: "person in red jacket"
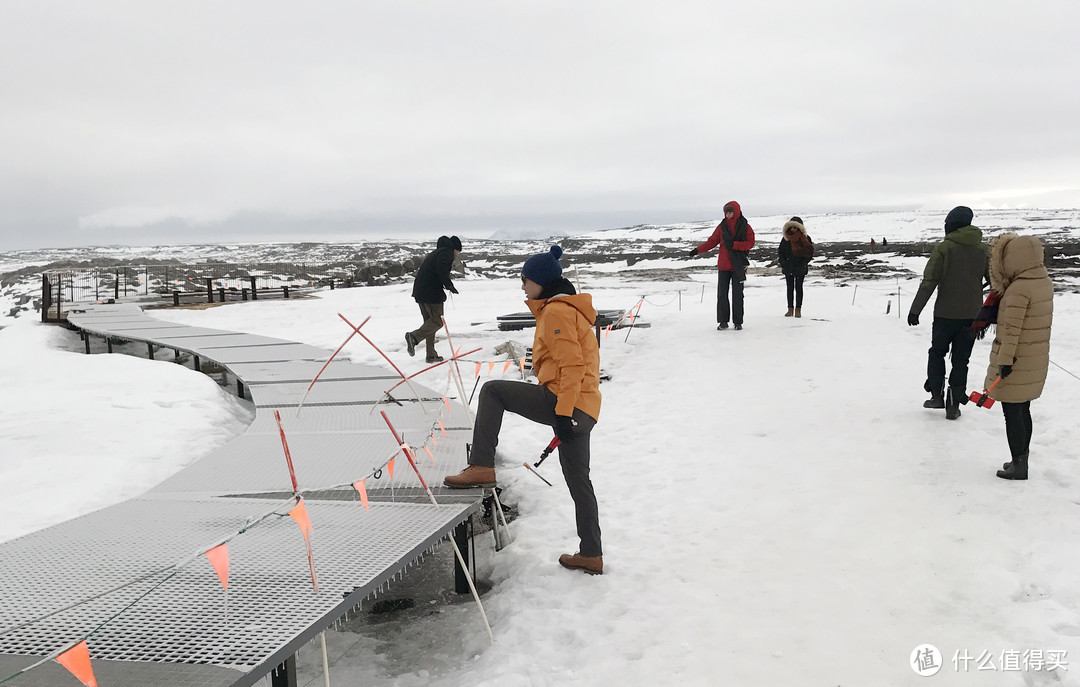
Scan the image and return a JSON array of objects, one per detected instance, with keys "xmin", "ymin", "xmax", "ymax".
[{"xmin": 688, "ymin": 201, "xmax": 756, "ymax": 330}]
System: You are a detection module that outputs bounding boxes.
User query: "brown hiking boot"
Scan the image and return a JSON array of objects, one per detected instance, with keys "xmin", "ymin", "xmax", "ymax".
[
  {"xmin": 794, "ymin": 307, "xmax": 802, "ymax": 318},
  {"xmin": 443, "ymin": 465, "xmax": 496, "ymax": 489},
  {"xmin": 559, "ymin": 552, "xmax": 603, "ymax": 575},
  {"xmin": 785, "ymin": 307, "xmax": 794, "ymax": 317}
]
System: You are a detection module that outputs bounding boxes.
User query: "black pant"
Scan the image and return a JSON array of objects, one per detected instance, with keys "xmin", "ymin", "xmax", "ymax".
[
  {"xmin": 469, "ymin": 380, "xmax": 602, "ymax": 557},
  {"xmin": 716, "ymin": 270, "xmax": 744, "ymax": 326},
  {"xmin": 926, "ymin": 318, "xmax": 976, "ymax": 393},
  {"xmin": 785, "ymin": 273, "xmax": 804, "ymax": 308},
  {"xmin": 1001, "ymin": 401, "xmax": 1032, "ymax": 458}
]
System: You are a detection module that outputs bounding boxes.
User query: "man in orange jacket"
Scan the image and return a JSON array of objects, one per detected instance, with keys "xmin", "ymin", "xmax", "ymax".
[{"xmin": 444, "ymin": 245, "xmax": 604, "ymax": 574}]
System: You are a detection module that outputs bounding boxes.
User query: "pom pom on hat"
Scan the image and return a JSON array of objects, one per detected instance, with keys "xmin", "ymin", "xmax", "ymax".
[{"xmin": 521, "ymin": 245, "xmax": 564, "ymax": 286}]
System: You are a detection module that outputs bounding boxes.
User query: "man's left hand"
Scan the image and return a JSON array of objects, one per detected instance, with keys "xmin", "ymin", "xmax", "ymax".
[{"xmin": 554, "ymin": 416, "xmax": 576, "ymax": 443}]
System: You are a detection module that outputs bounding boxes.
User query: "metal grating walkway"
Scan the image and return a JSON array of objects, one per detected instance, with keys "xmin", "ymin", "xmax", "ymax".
[{"xmin": 0, "ymin": 303, "xmax": 482, "ymax": 686}]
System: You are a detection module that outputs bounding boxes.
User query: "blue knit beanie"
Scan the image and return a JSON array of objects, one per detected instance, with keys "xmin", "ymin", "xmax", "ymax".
[{"xmin": 521, "ymin": 245, "xmax": 564, "ymax": 285}]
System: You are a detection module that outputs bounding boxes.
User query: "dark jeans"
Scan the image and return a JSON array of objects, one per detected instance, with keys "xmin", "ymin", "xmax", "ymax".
[
  {"xmin": 926, "ymin": 318, "xmax": 976, "ymax": 394},
  {"xmin": 1001, "ymin": 401, "xmax": 1032, "ymax": 458},
  {"xmin": 409, "ymin": 302, "xmax": 444, "ymax": 358},
  {"xmin": 469, "ymin": 380, "xmax": 602, "ymax": 557},
  {"xmin": 716, "ymin": 270, "xmax": 744, "ymax": 326},
  {"xmin": 785, "ymin": 274, "xmax": 805, "ymax": 308}
]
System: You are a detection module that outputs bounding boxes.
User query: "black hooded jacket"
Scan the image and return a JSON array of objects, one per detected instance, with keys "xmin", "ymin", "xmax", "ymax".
[{"xmin": 412, "ymin": 236, "xmax": 458, "ymax": 303}]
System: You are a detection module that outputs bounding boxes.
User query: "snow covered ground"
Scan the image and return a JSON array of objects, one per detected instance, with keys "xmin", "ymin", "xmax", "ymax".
[{"xmin": 2, "ymin": 224, "xmax": 1079, "ymax": 685}]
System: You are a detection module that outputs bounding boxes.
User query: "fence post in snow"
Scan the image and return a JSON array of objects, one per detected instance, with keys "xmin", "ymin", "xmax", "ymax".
[
  {"xmin": 250, "ymin": 277, "xmax": 258, "ymax": 300},
  {"xmin": 114, "ymin": 270, "xmax": 120, "ymax": 300},
  {"xmin": 851, "ymin": 284, "xmax": 858, "ymax": 305},
  {"xmin": 206, "ymin": 278, "xmax": 214, "ymax": 303}
]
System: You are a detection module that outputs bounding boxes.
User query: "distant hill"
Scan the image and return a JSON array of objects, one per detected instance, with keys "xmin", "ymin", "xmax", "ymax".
[{"xmin": 487, "ymin": 228, "xmax": 570, "ymax": 241}]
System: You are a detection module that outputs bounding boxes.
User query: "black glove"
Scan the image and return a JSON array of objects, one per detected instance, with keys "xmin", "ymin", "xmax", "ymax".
[
  {"xmin": 907, "ymin": 312, "xmax": 919, "ymax": 326},
  {"xmin": 687, "ymin": 248, "xmax": 698, "ymax": 259},
  {"xmin": 554, "ymin": 416, "xmax": 576, "ymax": 443},
  {"xmin": 448, "ymin": 285, "xmax": 459, "ymax": 295},
  {"xmin": 1000, "ymin": 365, "xmax": 1013, "ymax": 379}
]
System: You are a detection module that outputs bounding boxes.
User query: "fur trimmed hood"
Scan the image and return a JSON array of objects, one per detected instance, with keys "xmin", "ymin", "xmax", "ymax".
[
  {"xmin": 782, "ymin": 219, "xmax": 807, "ymax": 241},
  {"xmin": 990, "ymin": 233, "xmax": 1048, "ymax": 293}
]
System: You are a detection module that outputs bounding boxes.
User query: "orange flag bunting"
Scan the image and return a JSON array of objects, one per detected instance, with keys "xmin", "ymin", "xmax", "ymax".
[
  {"xmin": 438, "ymin": 420, "xmax": 447, "ymax": 437},
  {"xmin": 387, "ymin": 457, "xmax": 395, "ymax": 478},
  {"xmin": 430, "ymin": 432, "xmax": 438, "ymax": 447},
  {"xmin": 56, "ymin": 641, "xmax": 98, "ymax": 687},
  {"xmin": 502, "ymin": 360, "xmax": 512, "ymax": 373},
  {"xmin": 204, "ymin": 544, "xmax": 229, "ymax": 590},
  {"xmin": 519, "ymin": 357, "xmax": 526, "ymax": 372},
  {"xmin": 443, "ymin": 396, "xmax": 451, "ymax": 412},
  {"xmin": 289, "ymin": 501, "xmax": 313, "ymax": 542},
  {"xmin": 488, "ymin": 361, "xmax": 495, "ymax": 374},
  {"xmin": 352, "ymin": 480, "xmax": 370, "ymax": 511},
  {"xmin": 423, "ymin": 445, "xmax": 435, "ymax": 463},
  {"xmin": 475, "ymin": 362, "xmax": 481, "ymax": 377}
]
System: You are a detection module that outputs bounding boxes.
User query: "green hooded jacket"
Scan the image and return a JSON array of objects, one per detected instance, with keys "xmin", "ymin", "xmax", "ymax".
[{"xmin": 909, "ymin": 224, "xmax": 990, "ymax": 319}]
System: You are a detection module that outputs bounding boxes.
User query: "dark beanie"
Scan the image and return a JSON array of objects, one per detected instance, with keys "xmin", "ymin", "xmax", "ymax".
[
  {"xmin": 521, "ymin": 245, "xmax": 564, "ymax": 285},
  {"xmin": 944, "ymin": 206, "xmax": 973, "ymax": 234},
  {"xmin": 450, "ymin": 235, "xmax": 462, "ymax": 251},
  {"xmin": 789, "ymin": 216, "xmax": 804, "ymax": 225}
]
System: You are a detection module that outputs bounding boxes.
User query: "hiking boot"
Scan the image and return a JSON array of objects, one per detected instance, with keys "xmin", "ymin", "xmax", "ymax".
[
  {"xmin": 794, "ymin": 307, "xmax": 802, "ymax": 318},
  {"xmin": 734, "ymin": 324, "xmax": 743, "ymax": 330},
  {"xmin": 558, "ymin": 552, "xmax": 603, "ymax": 575},
  {"xmin": 426, "ymin": 354, "xmax": 445, "ymax": 364},
  {"xmin": 443, "ymin": 465, "xmax": 496, "ymax": 489},
  {"xmin": 923, "ymin": 395, "xmax": 945, "ymax": 409},
  {"xmin": 785, "ymin": 307, "xmax": 794, "ymax": 317},
  {"xmin": 945, "ymin": 388, "xmax": 961, "ymax": 420},
  {"xmin": 717, "ymin": 322, "xmax": 729, "ymax": 330},
  {"xmin": 404, "ymin": 332, "xmax": 416, "ymax": 357},
  {"xmin": 997, "ymin": 453, "xmax": 1028, "ymax": 480}
]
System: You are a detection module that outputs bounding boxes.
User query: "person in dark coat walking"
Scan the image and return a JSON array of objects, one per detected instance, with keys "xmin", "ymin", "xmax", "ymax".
[
  {"xmin": 406, "ymin": 235, "xmax": 461, "ymax": 363},
  {"xmin": 907, "ymin": 207, "xmax": 990, "ymax": 419},
  {"xmin": 688, "ymin": 201, "xmax": 755, "ymax": 330},
  {"xmin": 778, "ymin": 216, "xmax": 814, "ymax": 317}
]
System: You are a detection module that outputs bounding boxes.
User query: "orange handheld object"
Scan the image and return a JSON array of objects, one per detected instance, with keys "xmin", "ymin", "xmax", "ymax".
[{"xmin": 970, "ymin": 375, "xmax": 1002, "ymax": 408}]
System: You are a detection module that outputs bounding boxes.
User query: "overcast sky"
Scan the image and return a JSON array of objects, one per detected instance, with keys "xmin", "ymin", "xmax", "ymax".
[{"xmin": 2, "ymin": 1, "xmax": 1078, "ymax": 250}]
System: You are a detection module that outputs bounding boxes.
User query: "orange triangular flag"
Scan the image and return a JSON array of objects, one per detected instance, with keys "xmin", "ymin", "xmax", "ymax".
[
  {"xmin": 474, "ymin": 362, "xmax": 481, "ymax": 377},
  {"xmin": 438, "ymin": 420, "xmax": 447, "ymax": 437},
  {"xmin": 430, "ymin": 432, "xmax": 438, "ymax": 447},
  {"xmin": 204, "ymin": 544, "xmax": 229, "ymax": 590},
  {"xmin": 289, "ymin": 501, "xmax": 313, "ymax": 542},
  {"xmin": 503, "ymin": 359, "xmax": 512, "ymax": 373},
  {"xmin": 455, "ymin": 346, "xmax": 461, "ymax": 357},
  {"xmin": 387, "ymin": 457, "xmax": 395, "ymax": 479},
  {"xmin": 519, "ymin": 357, "xmax": 526, "ymax": 372},
  {"xmin": 443, "ymin": 396, "xmax": 451, "ymax": 412},
  {"xmin": 352, "ymin": 480, "xmax": 370, "ymax": 511},
  {"xmin": 423, "ymin": 445, "xmax": 435, "ymax": 463},
  {"xmin": 56, "ymin": 641, "xmax": 98, "ymax": 687},
  {"xmin": 488, "ymin": 361, "xmax": 495, "ymax": 374}
]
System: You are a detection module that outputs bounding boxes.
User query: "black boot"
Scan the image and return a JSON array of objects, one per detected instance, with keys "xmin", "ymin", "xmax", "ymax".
[
  {"xmin": 945, "ymin": 388, "xmax": 961, "ymax": 420},
  {"xmin": 997, "ymin": 453, "xmax": 1028, "ymax": 480},
  {"xmin": 923, "ymin": 381, "xmax": 945, "ymax": 409}
]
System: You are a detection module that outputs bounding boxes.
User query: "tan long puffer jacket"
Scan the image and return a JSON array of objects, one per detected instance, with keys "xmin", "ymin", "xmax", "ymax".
[{"xmin": 984, "ymin": 233, "xmax": 1053, "ymax": 402}]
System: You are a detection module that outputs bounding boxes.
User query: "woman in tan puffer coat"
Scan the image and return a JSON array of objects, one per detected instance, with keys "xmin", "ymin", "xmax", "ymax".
[{"xmin": 984, "ymin": 233, "xmax": 1053, "ymax": 480}]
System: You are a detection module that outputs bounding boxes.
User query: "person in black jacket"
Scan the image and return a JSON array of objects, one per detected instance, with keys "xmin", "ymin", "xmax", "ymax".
[
  {"xmin": 406, "ymin": 236, "xmax": 461, "ymax": 363},
  {"xmin": 778, "ymin": 216, "xmax": 814, "ymax": 318}
]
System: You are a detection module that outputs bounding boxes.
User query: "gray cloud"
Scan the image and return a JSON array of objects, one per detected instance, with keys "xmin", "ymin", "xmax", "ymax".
[{"xmin": 2, "ymin": 0, "xmax": 1078, "ymax": 249}]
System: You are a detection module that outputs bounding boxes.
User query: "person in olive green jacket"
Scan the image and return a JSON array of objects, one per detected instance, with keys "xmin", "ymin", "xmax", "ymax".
[
  {"xmin": 444, "ymin": 245, "xmax": 605, "ymax": 574},
  {"xmin": 907, "ymin": 206, "xmax": 990, "ymax": 419},
  {"xmin": 984, "ymin": 233, "xmax": 1053, "ymax": 480}
]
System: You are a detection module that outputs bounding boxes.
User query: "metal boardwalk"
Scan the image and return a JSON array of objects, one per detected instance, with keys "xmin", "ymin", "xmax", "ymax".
[{"xmin": 0, "ymin": 303, "xmax": 480, "ymax": 686}]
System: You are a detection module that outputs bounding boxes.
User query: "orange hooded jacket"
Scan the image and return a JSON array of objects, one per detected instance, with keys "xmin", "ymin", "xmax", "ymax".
[{"xmin": 526, "ymin": 292, "xmax": 602, "ymax": 420}]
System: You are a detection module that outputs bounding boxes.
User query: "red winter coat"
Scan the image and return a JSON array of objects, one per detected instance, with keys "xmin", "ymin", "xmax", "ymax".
[{"xmin": 696, "ymin": 200, "xmax": 756, "ymax": 271}]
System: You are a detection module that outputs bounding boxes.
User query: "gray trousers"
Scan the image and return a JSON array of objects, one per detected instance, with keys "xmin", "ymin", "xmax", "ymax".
[
  {"xmin": 409, "ymin": 302, "xmax": 444, "ymax": 358},
  {"xmin": 468, "ymin": 380, "xmax": 602, "ymax": 557}
]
